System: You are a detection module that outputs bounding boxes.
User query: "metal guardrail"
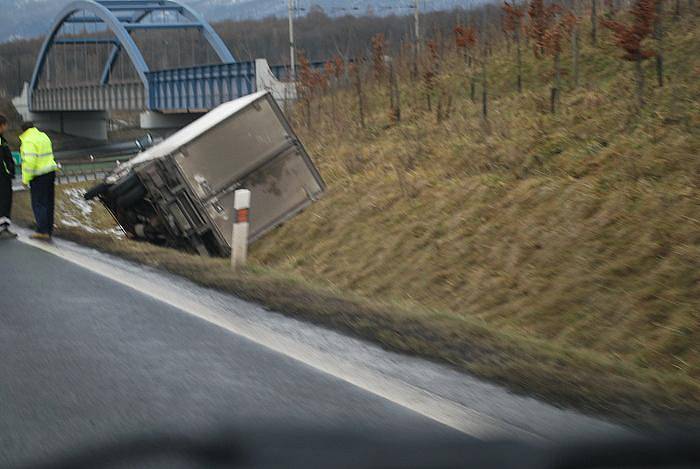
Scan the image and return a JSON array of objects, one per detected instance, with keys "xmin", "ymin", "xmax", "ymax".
[
  {"xmin": 11, "ymin": 157, "xmax": 122, "ymax": 191},
  {"xmin": 147, "ymin": 62, "xmax": 256, "ymax": 112},
  {"xmin": 56, "ymin": 156, "xmax": 127, "ymax": 185}
]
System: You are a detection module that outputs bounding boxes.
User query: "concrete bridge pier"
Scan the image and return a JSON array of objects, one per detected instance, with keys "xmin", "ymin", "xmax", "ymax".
[
  {"xmin": 139, "ymin": 111, "xmax": 203, "ymax": 134},
  {"xmin": 33, "ymin": 111, "xmax": 109, "ymax": 141},
  {"xmin": 13, "ymin": 83, "xmax": 109, "ymax": 141}
]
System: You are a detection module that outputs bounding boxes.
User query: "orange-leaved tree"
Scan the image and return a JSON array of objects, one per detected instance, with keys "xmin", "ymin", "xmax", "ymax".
[
  {"xmin": 331, "ymin": 55, "xmax": 345, "ymax": 82},
  {"xmin": 602, "ymin": 0, "xmax": 656, "ymax": 107},
  {"xmin": 423, "ymin": 40, "xmax": 440, "ymax": 112},
  {"xmin": 454, "ymin": 25, "xmax": 478, "ymax": 101},
  {"xmin": 296, "ymin": 53, "xmax": 315, "ymax": 128},
  {"xmin": 297, "ymin": 53, "xmax": 325, "ymax": 128},
  {"xmin": 528, "ymin": 0, "xmax": 560, "ymax": 58},
  {"xmin": 454, "ymin": 25, "xmax": 477, "ymax": 66},
  {"xmin": 371, "ymin": 33, "xmax": 387, "ymax": 82}
]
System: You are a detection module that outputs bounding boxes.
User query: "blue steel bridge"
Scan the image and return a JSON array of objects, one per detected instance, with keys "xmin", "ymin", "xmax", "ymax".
[{"xmin": 15, "ymin": 0, "xmax": 306, "ymax": 139}]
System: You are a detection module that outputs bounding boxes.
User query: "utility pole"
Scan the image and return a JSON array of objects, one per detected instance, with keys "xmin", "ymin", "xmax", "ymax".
[
  {"xmin": 16, "ymin": 57, "xmax": 22, "ymax": 93},
  {"xmin": 288, "ymin": 0, "xmax": 296, "ymax": 79},
  {"xmin": 414, "ymin": 0, "xmax": 421, "ymax": 55},
  {"xmin": 412, "ymin": 0, "xmax": 420, "ymax": 78}
]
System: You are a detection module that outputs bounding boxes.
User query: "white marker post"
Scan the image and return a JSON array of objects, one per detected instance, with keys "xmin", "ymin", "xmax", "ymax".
[{"xmin": 231, "ymin": 189, "xmax": 251, "ymax": 270}]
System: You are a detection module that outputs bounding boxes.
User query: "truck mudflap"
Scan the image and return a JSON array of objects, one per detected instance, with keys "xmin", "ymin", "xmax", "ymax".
[{"xmin": 85, "ymin": 91, "xmax": 325, "ymax": 257}]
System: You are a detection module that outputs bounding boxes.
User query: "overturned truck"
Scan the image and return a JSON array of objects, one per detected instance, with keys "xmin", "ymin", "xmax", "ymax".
[{"xmin": 85, "ymin": 91, "xmax": 325, "ymax": 257}]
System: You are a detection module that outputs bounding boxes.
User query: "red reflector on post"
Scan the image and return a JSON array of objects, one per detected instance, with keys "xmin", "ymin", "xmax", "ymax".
[
  {"xmin": 235, "ymin": 208, "xmax": 249, "ymax": 224},
  {"xmin": 231, "ymin": 189, "xmax": 251, "ymax": 270}
]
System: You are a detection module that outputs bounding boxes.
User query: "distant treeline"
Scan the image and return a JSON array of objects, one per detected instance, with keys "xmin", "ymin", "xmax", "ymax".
[
  {"xmin": 216, "ymin": 6, "xmax": 489, "ymax": 63},
  {"xmin": 0, "ymin": 6, "xmax": 491, "ymax": 97}
]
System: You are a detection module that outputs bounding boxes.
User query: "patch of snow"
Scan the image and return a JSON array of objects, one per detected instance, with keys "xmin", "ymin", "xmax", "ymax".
[
  {"xmin": 60, "ymin": 218, "xmax": 98, "ymax": 233},
  {"xmin": 57, "ymin": 187, "xmax": 125, "ymax": 238},
  {"xmin": 64, "ymin": 188, "xmax": 93, "ymax": 218},
  {"xmin": 59, "ymin": 218, "xmax": 125, "ymax": 239}
]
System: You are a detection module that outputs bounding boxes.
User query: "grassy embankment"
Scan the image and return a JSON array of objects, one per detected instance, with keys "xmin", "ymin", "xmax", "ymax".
[{"xmin": 12, "ymin": 15, "xmax": 700, "ymax": 427}]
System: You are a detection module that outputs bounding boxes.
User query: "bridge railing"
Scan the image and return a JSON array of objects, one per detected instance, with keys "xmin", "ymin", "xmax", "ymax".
[
  {"xmin": 147, "ymin": 62, "xmax": 256, "ymax": 112},
  {"xmin": 32, "ymin": 82, "xmax": 146, "ymax": 112},
  {"xmin": 29, "ymin": 60, "xmax": 325, "ymax": 114}
]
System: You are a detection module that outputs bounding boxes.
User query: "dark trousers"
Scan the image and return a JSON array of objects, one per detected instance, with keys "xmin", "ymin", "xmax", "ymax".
[
  {"xmin": 30, "ymin": 171, "xmax": 55, "ymax": 235},
  {"xmin": 0, "ymin": 175, "xmax": 11, "ymax": 229}
]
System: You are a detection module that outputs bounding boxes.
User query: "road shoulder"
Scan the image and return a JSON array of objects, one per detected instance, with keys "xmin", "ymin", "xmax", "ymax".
[{"xmin": 12, "ymin": 228, "xmax": 629, "ymax": 442}]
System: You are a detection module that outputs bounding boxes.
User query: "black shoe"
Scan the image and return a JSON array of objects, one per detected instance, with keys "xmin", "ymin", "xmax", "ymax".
[{"xmin": 0, "ymin": 230, "xmax": 18, "ymax": 240}]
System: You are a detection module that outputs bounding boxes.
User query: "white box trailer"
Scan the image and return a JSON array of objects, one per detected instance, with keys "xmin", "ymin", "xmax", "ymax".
[{"xmin": 85, "ymin": 91, "xmax": 325, "ymax": 256}]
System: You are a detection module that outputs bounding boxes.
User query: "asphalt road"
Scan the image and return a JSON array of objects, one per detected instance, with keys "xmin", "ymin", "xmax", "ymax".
[{"xmin": 0, "ymin": 240, "xmax": 473, "ymax": 468}]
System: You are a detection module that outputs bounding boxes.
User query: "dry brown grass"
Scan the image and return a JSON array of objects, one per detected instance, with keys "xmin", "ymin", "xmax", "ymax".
[{"xmin": 253, "ymin": 21, "xmax": 700, "ymax": 383}]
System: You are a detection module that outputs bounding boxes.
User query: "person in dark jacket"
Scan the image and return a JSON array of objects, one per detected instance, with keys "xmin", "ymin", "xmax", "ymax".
[{"xmin": 0, "ymin": 114, "xmax": 17, "ymax": 239}]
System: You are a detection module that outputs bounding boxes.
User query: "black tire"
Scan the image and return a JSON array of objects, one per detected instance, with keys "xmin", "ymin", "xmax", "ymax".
[
  {"xmin": 115, "ymin": 184, "xmax": 146, "ymax": 209},
  {"xmin": 84, "ymin": 183, "xmax": 111, "ymax": 201},
  {"xmin": 107, "ymin": 173, "xmax": 141, "ymax": 199}
]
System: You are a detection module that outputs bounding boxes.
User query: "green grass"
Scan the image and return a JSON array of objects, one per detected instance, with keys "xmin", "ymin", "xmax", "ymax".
[{"xmin": 11, "ymin": 15, "xmax": 700, "ymax": 428}]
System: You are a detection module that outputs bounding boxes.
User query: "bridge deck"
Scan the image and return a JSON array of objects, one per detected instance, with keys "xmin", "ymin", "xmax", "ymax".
[
  {"xmin": 31, "ymin": 61, "xmax": 261, "ymax": 113},
  {"xmin": 30, "ymin": 60, "xmax": 327, "ymax": 114}
]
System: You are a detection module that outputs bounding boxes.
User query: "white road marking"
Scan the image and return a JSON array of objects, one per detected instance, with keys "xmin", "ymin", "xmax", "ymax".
[{"xmin": 18, "ymin": 231, "xmax": 546, "ymax": 443}]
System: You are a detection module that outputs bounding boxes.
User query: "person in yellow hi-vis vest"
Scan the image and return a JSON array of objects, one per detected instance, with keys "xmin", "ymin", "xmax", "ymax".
[{"xmin": 19, "ymin": 122, "xmax": 57, "ymax": 241}]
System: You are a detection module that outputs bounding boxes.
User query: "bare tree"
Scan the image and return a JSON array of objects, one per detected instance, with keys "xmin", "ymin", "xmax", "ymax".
[
  {"xmin": 591, "ymin": 0, "xmax": 599, "ymax": 45},
  {"xmin": 423, "ymin": 40, "xmax": 440, "ymax": 112},
  {"xmin": 503, "ymin": 1, "xmax": 526, "ymax": 92},
  {"xmin": 544, "ymin": 11, "xmax": 577, "ymax": 113},
  {"xmin": 481, "ymin": 33, "xmax": 489, "ymax": 119},
  {"xmin": 572, "ymin": 16, "xmax": 581, "ymax": 88},
  {"xmin": 654, "ymin": 0, "xmax": 664, "ymax": 87},
  {"xmin": 389, "ymin": 60, "xmax": 401, "ymax": 123},
  {"xmin": 350, "ymin": 62, "xmax": 366, "ymax": 129}
]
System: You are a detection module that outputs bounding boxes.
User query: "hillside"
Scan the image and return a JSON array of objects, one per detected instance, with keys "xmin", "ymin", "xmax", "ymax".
[
  {"xmin": 0, "ymin": 0, "xmax": 472, "ymax": 43},
  {"xmin": 249, "ymin": 14, "xmax": 699, "ymax": 418},
  {"xmin": 10, "ymin": 11, "xmax": 700, "ymax": 426}
]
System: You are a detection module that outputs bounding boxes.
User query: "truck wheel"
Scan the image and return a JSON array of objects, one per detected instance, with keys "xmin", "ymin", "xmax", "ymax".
[
  {"xmin": 107, "ymin": 174, "xmax": 141, "ymax": 199},
  {"xmin": 84, "ymin": 183, "xmax": 110, "ymax": 200},
  {"xmin": 115, "ymin": 185, "xmax": 146, "ymax": 209}
]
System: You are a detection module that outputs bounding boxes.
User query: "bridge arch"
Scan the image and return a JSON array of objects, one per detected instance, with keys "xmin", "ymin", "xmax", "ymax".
[{"xmin": 29, "ymin": 0, "xmax": 236, "ymax": 105}]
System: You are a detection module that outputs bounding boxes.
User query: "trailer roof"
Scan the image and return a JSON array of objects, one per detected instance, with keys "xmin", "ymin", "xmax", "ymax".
[{"xmin": 108, "ymin": 91, "xmax": 269, "ymax": 181}]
